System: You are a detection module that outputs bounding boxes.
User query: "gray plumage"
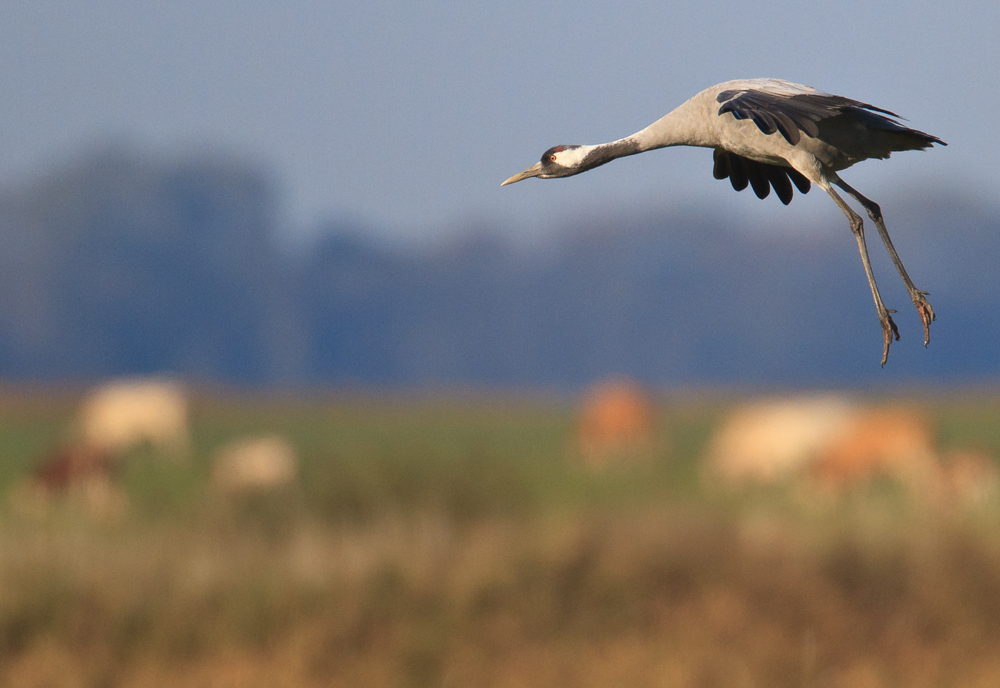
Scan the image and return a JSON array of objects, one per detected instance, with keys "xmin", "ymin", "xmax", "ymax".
[
  {"xmin": 501, "ymin": 79, "xmax": 946, "ymax": 365},
  {"xmin": 718, "ymin": 88, "xmax": 903, "ymax": 145}
]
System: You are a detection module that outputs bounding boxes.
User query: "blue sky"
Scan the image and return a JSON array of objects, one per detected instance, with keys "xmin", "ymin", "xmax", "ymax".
[{"xmin": 2, "ymin": 1, "xmax": 997, "ymax": 242}]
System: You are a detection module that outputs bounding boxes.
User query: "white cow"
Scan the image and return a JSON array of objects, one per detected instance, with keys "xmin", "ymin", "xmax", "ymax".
[
  {"xmin": 211, "ymin": 435, "xmax": 298, "ymax": 493},
  {"xmin": 705, "ymin": 395, "xmax": 856, "ymax": 483},
  {"xmin": 77, "ymin": 377, "xmax": 189, "ymax": 457}
]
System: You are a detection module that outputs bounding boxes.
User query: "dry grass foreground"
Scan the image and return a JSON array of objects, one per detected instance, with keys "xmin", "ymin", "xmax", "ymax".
[
  {"xmin": 3, "ymin": 386, "xmax": 1000, "ymax": 687},
  {"xmin": 4, "ymin": 503, "xmax": 1000, "ymax": 688}
]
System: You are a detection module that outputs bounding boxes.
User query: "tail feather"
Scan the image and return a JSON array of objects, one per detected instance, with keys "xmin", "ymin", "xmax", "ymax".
[
  {"xmin": 853, "ymin": 107, "xmax": 945, "ymax": 148},
  {"xmin": 819, "ymin": 108, "xmax": 946, "ymax": 160}
]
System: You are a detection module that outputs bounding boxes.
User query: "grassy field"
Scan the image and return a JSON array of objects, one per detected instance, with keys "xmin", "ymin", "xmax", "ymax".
[{"xmin": 2, "ymin": 386, "xmax": 1000, "ymax": 687}]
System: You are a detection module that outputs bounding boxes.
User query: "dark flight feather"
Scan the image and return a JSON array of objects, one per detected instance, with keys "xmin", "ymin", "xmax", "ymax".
[
  {"xmin": 716, "ymin": 88, "xmax": 906, "ymax": 146},
  {"xmin": 712, "ymin": 149, "xmax": 811, "ymax": 205}
]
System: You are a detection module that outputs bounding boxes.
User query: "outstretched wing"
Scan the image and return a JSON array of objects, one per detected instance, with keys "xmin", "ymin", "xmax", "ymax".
[
  {"xmin": 716, "ymin": 83, "xmax": 901, "ymax": 146},
  {"xmin": 712, "ymin": 149, "xmax": 811, "ymax": 205}
]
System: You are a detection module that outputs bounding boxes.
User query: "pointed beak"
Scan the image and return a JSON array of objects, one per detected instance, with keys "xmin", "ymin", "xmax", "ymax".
[{"xmin": 501, "ymin": 161, "xmax": 543, "ymax": 186}]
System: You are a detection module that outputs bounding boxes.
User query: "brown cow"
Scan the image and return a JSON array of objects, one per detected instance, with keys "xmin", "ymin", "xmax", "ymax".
[
  {"xmin": 33, "ymin": 444, "xmax": 114, "ymax": 491},
  {"xmin": 20, "ymin": 443, "xmax": 126, "ymax": 520},
  {"xmin": 812, "ymin": 407, "xmax": 937, "ymax": 489},
  {"xmin": 576, "ymin": 377, "xmax": 656, "ymax": 468}
]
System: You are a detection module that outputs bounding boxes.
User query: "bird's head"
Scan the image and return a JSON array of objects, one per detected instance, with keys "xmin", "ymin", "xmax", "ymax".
[{"xmin": 501, "ymin": 145, "xmax": 595, "ymax": 186}]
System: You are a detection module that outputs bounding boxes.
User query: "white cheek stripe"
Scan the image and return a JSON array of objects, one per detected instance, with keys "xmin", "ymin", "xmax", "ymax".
[{"xmin": 554, "ymin": 145, "xmax": 596, "ymax": 167}]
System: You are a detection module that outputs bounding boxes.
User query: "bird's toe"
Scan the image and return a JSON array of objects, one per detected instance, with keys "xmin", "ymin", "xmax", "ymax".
[
  {"xmin": 919, "ymin": 303, "xmax": 935, "ymax": 347},
  {"xmin": 880, "ymin": 311, "xmax": 900, "ymax": 367},
  {"xmin": 909, "ymin": 292, "xmax": 935, "ymax": 346}
]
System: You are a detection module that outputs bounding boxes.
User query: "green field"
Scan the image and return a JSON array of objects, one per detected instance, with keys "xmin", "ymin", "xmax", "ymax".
[{"xmin": 2, "ymin": 387, "xmax": 1000, "ymax": 687}]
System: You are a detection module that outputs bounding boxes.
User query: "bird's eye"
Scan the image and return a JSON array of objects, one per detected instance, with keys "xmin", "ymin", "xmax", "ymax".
[{"xmin": 549, "ymin": 155, "xmax": 557, "ymax": 162}]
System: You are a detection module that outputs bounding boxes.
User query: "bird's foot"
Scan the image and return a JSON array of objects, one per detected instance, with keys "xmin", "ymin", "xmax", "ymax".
[
  {"xmin": 911, "ymin": 290, "xmax": 936, "ymax": 347},
  {"xmin": 880, "ymin": 310, "xmax": 900, "ymax": 367}
]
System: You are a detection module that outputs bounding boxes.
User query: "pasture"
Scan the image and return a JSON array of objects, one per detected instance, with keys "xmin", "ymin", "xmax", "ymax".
[{"xmin": 2, "ymin": 385, "xmax": 1000, "ymax": 687}]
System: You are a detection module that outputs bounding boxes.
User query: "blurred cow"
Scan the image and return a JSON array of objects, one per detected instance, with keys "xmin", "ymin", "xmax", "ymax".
[
  {"xmin": 705, "ymin": 395, "xmax": 856, "ymax": 484},
  {"xmin": 212, "ymin": 435, "xmax": 298, "ymax": 493},
  {"xmin": 812, "ymin": 406, "xmax": 937, "ymax": 488},
  {"xmin": 576, "ymin": 377, "xmax": 656, "ymax": 468},
  {"xmin": 77, "ymin": 377, "xmax": 189, "ymax": 457},
  {"xmin": 705, "ymin": 397, "xmax": 998, "ymax": 504},
  {"xmin": 16, "ymin": 443, "xmax": 127, "ymax": 520},
  {"xmin": 938, "ymin": 448, "xmax": 1000, "ymax": 504},
  {"xmin": 33, "ymin": 444, "xmax": 114, "ymax": 491}
]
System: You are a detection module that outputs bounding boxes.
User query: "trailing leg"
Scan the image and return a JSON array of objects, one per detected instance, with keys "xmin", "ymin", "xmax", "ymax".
[
  {"xmin": 833, "ymin": 178, "xmax": 935, "ymax": 347},
  {"xmin": 818, "ymin": 177, "xmax": 898, "ymax": 365}
]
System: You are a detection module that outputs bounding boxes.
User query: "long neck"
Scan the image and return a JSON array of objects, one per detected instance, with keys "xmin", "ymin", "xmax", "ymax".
[
  {"xmin": 629, "ymin": 95, "xmax": 718, "ymax": 152},
  {"xmin": 578, "ymin": 137, "xmax": 643, "ymax": 171},
  {"xmin": 577, "ymin": 94, "xmax": 718, "ymax": 172}
]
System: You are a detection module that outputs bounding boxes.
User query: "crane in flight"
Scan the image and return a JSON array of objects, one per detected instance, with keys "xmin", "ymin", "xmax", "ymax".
[{"xmin": 501, "ymin": 79, "xmax": 945, "ymax": 365}]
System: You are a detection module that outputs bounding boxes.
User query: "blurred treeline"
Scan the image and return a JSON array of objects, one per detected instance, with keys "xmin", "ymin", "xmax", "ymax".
[{"xmin": 1, "ymin": 146, "xmax": 997, "ymax": 387}]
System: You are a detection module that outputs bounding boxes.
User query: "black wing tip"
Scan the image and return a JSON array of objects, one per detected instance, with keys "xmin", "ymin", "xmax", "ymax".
[
  {"xmin": 778, "ymin": 127, "xmax": 798, "ymax": 146},
  {"xmin": 718, "ymin": 91, "xmax": 814, "ymax": 145},
  {"xmin": 719, "ymin": 103, "xmax": 798, "ymax": 145},
  {"xmin": 712, "ymin": 150, "xmax": 811, "ymax": 205},
  {"xmin": 716, "ymin": 89, "xmax": 740, "ymax": 103},
  {"xmin": 856, "ymin": 102, "xmax": 902, "ymax": 119},
  {"xmin": 719, "ymin": 86, "xmax": 947, "ymax": 152},
  {"xmin": 787, "ymin": 169, "xmax": 811, "ymax": 195}
]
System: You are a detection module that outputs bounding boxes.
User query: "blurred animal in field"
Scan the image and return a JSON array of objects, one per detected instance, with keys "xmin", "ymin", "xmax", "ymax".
[
  {"xmin": 15, "ymin": 443, "xmax": 127, "ymax": 519},
  {"xmin": 212, "ymin": 435, "xmax": 298, "ymax": 493},
  {"xmin": 705, "ymin": 396, "xmax": 855, "ymax": 483},
  {"xmin": 576, "ymin": 377, "xmax": 655, "ymax": 468},
  {"xmin": 811, "ymin": 410, "xmax": 1000, "ymax": 503},
  {"xmin": 938, "ymin": 448, "xmax": 1000, "ymax": 504},
  {"xmin": 706, "ymin": 396, "xmax": 999, "ymax": 503},
  {"xmin": 811, "ymin": 407, "xmax": 937, "ymax": 488},
  {"xmin": 32, "ymin": 444, "xmax": 115, "ymax": 491},
  {"xmin": 77, "ymin": 377, "xmax": 189, "ymax": 457}
]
